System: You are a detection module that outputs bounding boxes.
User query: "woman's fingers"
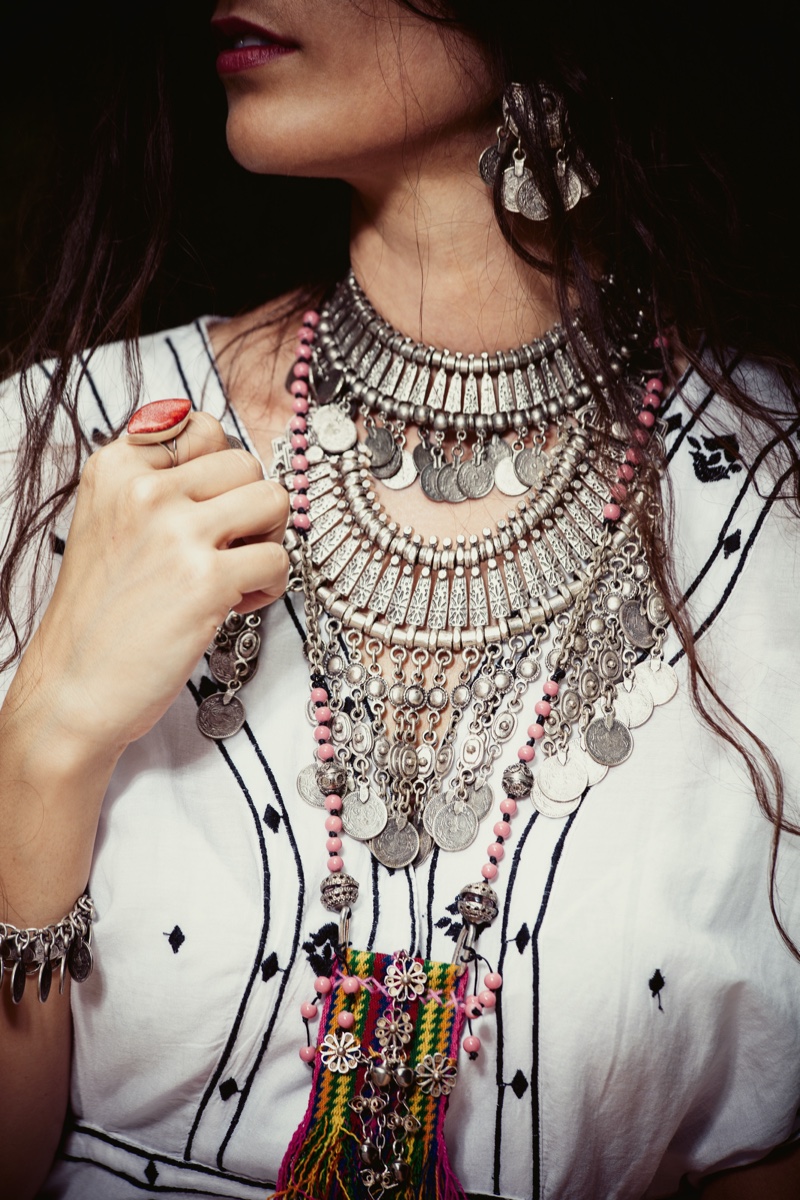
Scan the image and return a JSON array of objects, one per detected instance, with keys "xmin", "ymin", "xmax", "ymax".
[
  {"xmin": 174, "ymin": 447, "xmax": 265, "ymax": 501},
  {"xmin": 122, "ymin": 410, "xmax": 230, "ymax": 470},
  {"xmin": 222, "ymin": 540, "xmax": 291, "ymax": 606},
  {"xmin": 197, "ymin": 479, "xmax": 290, "ymax": 545}
]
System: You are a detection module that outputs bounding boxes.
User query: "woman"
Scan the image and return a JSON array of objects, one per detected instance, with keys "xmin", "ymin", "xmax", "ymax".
[{"xmin": 1, "ymin": 2, "xmax": 799, "ymax": 1198}]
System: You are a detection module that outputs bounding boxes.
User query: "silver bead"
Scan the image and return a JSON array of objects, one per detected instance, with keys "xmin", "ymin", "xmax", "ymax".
[
  {"xmin": 320, "ymin": 872, "xmax": 360, "ymax": 912},
  {"xmin": 502, "ymin": 761, "xmax": 534, "ymax": 799},
  {"xmin": 457, "ymin": 881, "xmax": 499, "ymax": 926},
  {"xmin": 315, "ymin": 762, "xmax": 348, "ymax": 794}
]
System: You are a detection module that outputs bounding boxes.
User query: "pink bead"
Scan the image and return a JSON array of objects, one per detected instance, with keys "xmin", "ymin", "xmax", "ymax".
[
  {"xmin": 292, "ymin": 513, "xmax": 311, "ymax": 531},
  {"xmin": 484, "ymin": 972, "xmax": 503, "ymax": 991},
  {"xmin": 314, "ymin": 975, "xmax": 332, "ymax": 994},
  {"xmin": 316, "ymin": 742, "xmax": 335, "ymax": 761},
  {"xmin": 488, "ymin": 842, "xmax": 505, "ymax": 861},
  {"xmin": 646, "ymin": 377, "xmax": 664, "ymax": 392},
  {"xmin": 290, "ymin": 380, "xmax": 309, "ymax": 397},
  {"xmin": 542, "ymin": 680, "xmax": 559, "ymax": 697},
  {"xmin": 313, "ymin": 726, "xmax": 331, "ymax": 742},
  {"xmin": 291, "ymin": 494, "xmax": 309, "ymax": 511},
  {"xmin": 293, "ymin": 362, "xmax": 310, "ymax": 379},
  {"xmin": 298, "ymin": 326, "xmax": 315, "ymax": 344},
  {"xmin": 291, "ymin": 454, "xmax": 309, "ymax": 471},
  {"xmin": 337, "ymin": 1011, "xmax": 355, "ymax": 1030},
  {"xmin": 325, "ymin": 814, "xmax": 343, "ymax": 833},
  {"xmin": 465, "ymin": 995, "xmax": 483, "ymax": 1018},
  {"xmin": 633, "ymin": 428, "xmax": 650, "ymax": 445},
  {"xmin": 528, "ymin": 723, "xmax": 544, "ymax": 739},
  {"xmin": 290, "ymin": 434, "xmax": 308, "ymax": 450},
  {"xmin": 518, "ymin": 745, "xmax": 535, "ymax": 762},
  {"xmin": 291, "ymin": 396, "xmax": 309, "ymax": 415},
  {"xmin": 342, "ymin": 976, "xmax": 361, "ymax": 995},
  {"xmin": 494, "ymin": 821, "xmax": 510, "ymax": 839},
  {"xmin": 302, "ymin": 310, "xmax": 320, "ymax": 327},
  {"xmin": 462, "ymin": 1035, "xmax": 481, "ymax": 1054},
  {"xmin": 327, "ymin": 855, "xmax": 343, "ymax": 872},
  {"xmin": 638, "ymin": 409, "xmax": 656, "ymax": 428},
  {"xmin": 478, "ymin": 989, "xmax": 497, "ymax": 1009},
  {"xmin": 299, "ymin": 1045, "xmax": 316, "ymax": 1063},
  {"xmin": 315, "ymin": 706, "xmax": 332, "ymax": 723},
  {"xmin": 324, "ymin": 794, "xmax": 343, "ymax": 812},
  {"xmin": 610, "ymin": 483, "xmax": 627, "ymax": 502},
  {"xmin": 603, "ymin": 503, "xmax": 621, "ymax": 521},
  {"xmin": 292, "ymin": 474, "xmax": 310, "ymax": 491},
  {"xmin": 618, "ymin": 463, "xmax": 635, "ymax": 481},
  {"xmin": 625, "ymin": 447, "xmax": 641, "ymax": 464},
  {"xmin": 300, "ymin": 1001, "xmax": 317, "ymax": 1020},
  {"xmin": 296, "ymin": 344, "xmax": 312, "ymax": 361},
  {"xmin": 326, "ymin": 837, "xmax": 342, "ymax": 853},
  {"xmin": 534, "ymin": 700, "xmax": 551, "ymax": 717},
  {"xmin": 310, "ymin": 687, "xmax": 328, "ymax": 703},
  {"xmin": 500, "ymin": 798, "xmax": 517, "ymax": 816},
  {"xmin": 643, "ymin": 393, "xmax": 661, "ymax": 409},
  {"xmin": 481, "ymin": 862, "xmax": 499, "ymax": 880},
  {"xmin": 653, "ymin": 335, "xmax": 670, "ymax": 349},
  {"xmin": 289, "ymin": 415, "xmax": 307, "ymax": 433}
]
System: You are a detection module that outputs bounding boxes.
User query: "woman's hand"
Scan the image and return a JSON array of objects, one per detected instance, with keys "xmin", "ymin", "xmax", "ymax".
[{"xmin": 28, "ymin": 410, "xmax": 289, "ymax": 757}]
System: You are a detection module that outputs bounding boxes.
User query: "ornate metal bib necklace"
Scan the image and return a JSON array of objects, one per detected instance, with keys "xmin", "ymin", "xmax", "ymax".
[{"xmin": 197, "ymin": 281, "xmax": 677, "ymax": 1199}]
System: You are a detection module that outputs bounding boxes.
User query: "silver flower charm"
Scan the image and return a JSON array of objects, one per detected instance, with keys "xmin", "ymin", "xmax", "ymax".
[
  {"xmin": 415, "ymin": 1052, "xmax": 458, "ymax": 1097},
  {"xmin": 319, "ymin": 1030, "xmax": 361, "ymax": 1074},
  {"xmin": 375, "ymin": 1009, "xmax": 414, "ymax": 1050},
  {"xmin": 384, "ymin": 951, "xmax": 427, "ymax": 1002}
]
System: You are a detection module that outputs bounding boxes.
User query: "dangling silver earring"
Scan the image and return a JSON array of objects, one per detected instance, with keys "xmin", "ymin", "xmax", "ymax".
[{"xmin": 478, "ymin": 82, "xmax": 599, "ymax": 221}]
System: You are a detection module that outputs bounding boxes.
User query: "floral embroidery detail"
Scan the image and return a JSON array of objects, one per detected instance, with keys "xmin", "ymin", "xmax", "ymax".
[
  {"xmin": 319, "ymin": 1030, "xmax": 361, "ymax": 1073},
  {"xmin": 415, "ymin": 1052, "xmax": 458, "ymax": 1097},
  {"xmin": 375, "ymin": 1009, "xmax": 414, "ymax": 1050},
  {"xmin": 384, "ymin": 951, "xmax": 427, "ymax": 1002}
]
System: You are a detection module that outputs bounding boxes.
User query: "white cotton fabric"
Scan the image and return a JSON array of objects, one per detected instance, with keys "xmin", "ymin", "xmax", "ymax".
[{"xmin": 2, "ymin": 321, "xmax": 799, "ymax": 1200}]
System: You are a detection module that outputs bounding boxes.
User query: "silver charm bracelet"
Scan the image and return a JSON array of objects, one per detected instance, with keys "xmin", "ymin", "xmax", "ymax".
[{"xmin": 0, "ymin": 892, "xmax": 94, "ymax": 1004}]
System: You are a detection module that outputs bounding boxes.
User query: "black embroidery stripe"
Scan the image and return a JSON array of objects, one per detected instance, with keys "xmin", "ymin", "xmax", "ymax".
[
  {"xmin": 194, "ymin": 319, "xmax": 252, "ymax": 450},
  {"xmin": 492, "ymin": 810, "xmax": 539, "ymax": 1196},
  {"xmin": 368, "ymin": 854, "xmax": 381, "ymax": 950},
  {"xmin": 530, "ymin": 807, "xmax": 582, "ymax": 1200},
  {"xmin": 183, "ymin": 685, "xmax": 272, "ymax": 1163},
  {"xmin": 78, "ymin": 353, "xmax": 115, "ymax": 432},
  {"xmin": 60, "ymin": 1156, "xmax": 272, "ymax": 1196},
  {"xmin": 669, "ymin": 462, "xmax": 793, "ymax": 667},
  {"xmin": 283, "ymin": 592, "xmax": 307, "ymax": 644},
  {"xmin": 217, "ymin": 720, "xmax": 307, "ymax": 1167},
  {"xmin": 665, "ymin": 353, "xmax": 744, "ymax": 465},
  {"xmin": 165, "ymin": 336, "xmax": 198, "ymax": 410},
  {"xmin": 403, "ymin": 865, "xmax": 418, "ymax": 957},
  {"xmin": 69, "ymin": 1122, "xmax": 268, "ymax": 1188},
  {"xmin": 425, "ymin": 846, "xmax": 441, "ymax": 960},
  {"xmin": 658, "ymin": 360, "xmax": 696, "ymax": 422}
]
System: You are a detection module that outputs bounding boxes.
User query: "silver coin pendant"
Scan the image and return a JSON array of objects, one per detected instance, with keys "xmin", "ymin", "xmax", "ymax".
[
  {"xmin": 371, "ymin": 818, "xmax": 420, "ymax": 869},
  {"xmin": 197, "ymin": 693, "xmax": 246, "ymax": 740},
  {"xmin": 433, "ymin": 802, "xmax": 479, "ymax": 852},
  {"xmin": 585, "ymin": 717, "xmax": 634, "ymax": 767}
]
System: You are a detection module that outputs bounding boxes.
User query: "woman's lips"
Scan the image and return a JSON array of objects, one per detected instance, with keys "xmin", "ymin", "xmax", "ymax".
[{"xmin": 212, "ymin": 16, "xmax": 299, "ymax": 75}]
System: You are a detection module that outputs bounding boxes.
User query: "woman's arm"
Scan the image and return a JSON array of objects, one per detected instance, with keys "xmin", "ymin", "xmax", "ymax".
[
  {"xmin": 0, "ymin": 410, "xmax": 290, "ymax": 1197},
  {"xmin": 700, "ymin": 1138, "xmax": 800, "ymax": 1199}
]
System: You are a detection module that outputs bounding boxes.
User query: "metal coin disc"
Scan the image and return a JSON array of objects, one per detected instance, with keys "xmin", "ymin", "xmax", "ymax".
[
  {"xmin": 569, "ymin": 744, "xmax": 608, "ymax": 787},
  {"xmin": 67, "ymin": 938, "xmax": 94, "ymax": 985},
  {"xmin": 478, "ymin": 144, "xmax": 502, "ymax": 185},
  {"xmin": 536, "ymin": 752, "xmax": 589, "ymax": 803},
  {"xmin": 531, "ymin": 780, "xmax": 581, "ymax": 819},
  {"xmin": 467, "ymin": 782, "xmax": 494, "ymax": 821},
  {"xmin": 614, "ymin": 682, "xmax": 654, "ymax": 729},
  {"xmin": 342, "ymin": 793, "xmax": 389, "ymax": 842},
  {"xmin": 208, "ymin": 646, "xmax": 256, "ymax": 687},
  {"xmin": 297, "ymin": 763, "xmax": 327, "ymax": 808},
  {"xmin": 484, "ymin": 435, "xmax": 513, "ymax": 466},
  {"xmin": 514, "ymin": 448, "xmax": 547, "ymax": 487},
  {"xmin": 436, "ymin": 463, "xmax": 467, "ymax": 503},
  {"xmin": 433, "ymin": 802, "xmax": 479, "ymax": 852},
  {"xmin": 365, "ymin": 426, "xmax": 396, "ymax": 469},
  {"xmin": 635, "ymin": 660, "xmax": 678, "ymax": 706},
  {"xmin": 380, "ymin": 450, "xmax": 419, "ymax": 491},
  {"xmin": 422, "ymin": 791, "xmax": 448, "ymax": 838},
  {"xmin": 370, "ymin": 818, "xmax": 420, "ymax": 869},
  {"xmin": 371, "ymin": 447, "xmax": 403, "ymax": 480},
  {"xmin": 313, "ymin": 367, "xmax": 345, "ymax": 405},
  {"xmin": 420, "ymin": 463, "xmax": 444, "ymax": 502},
  {"xmin": 494, "ymin": 456, "xmax": 529, "ymax": 497},
  {"xmin": 619, "ymin": 600, "xmax": 656, "ymax": 649},
  {"xmin": 197, "ymin": 693, "xmax": 246, "ymax": 740},
  {"xmin": 559, "ymin": 166, "xmax": 583, "ymax": 211},
  {"xmin": 310, "ymin": 407, "xmax": 358, "ymax": 454},
  {"xmin": 516, "ymin": 177, "xmax": 549, "ymax": 221},
  {"xmin": 413, "ymin": 827, "xmax": 435, "ymax": 868},
  {"xmin": 585, "ymin": 717, "xmax": 634, "ymax": 767},
  {"xmin": 413, "ymin": 442, "xmax": 434, "ymax": 473},
  {"xmin": 457, "ymin": 459, "xmax": 494, "ymax": 500}
]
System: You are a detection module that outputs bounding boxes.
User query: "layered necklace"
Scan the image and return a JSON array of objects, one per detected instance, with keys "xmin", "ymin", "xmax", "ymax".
[{"xmin": 197, "ymin": 274, "xmax": 678, "ymax": 1200}]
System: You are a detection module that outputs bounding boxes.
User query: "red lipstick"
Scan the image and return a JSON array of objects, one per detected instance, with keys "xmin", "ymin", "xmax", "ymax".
[{"xmin": 212, "ymin": 16, "xmax": 299, "ymax": 75}]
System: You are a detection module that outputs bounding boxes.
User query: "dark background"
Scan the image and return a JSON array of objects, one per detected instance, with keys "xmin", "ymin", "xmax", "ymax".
[{"xmin": 0, "ymin": 1, "xmax": 797, "ymax": 368}]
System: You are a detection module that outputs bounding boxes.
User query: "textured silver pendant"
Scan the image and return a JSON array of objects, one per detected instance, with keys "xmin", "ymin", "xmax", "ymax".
[
  {"xmin": 536, "ymin": 751, "xmax": 589, "ymax": 803},
  {"xmin": 380, "ymin": 450, "xmax": 418, "ymax": 490},
  {"xmin": 585, "ymin": 717, "xmax": 634, "ymax": 766},
  {"xmin": 420, "ymin": 463, "xmax": 444, "ymax": 502},
  {"xmin": 514, "ymin": 447, "xmax": 546, "ymax": 487},
  {"xmin": 371, "ymin": 818, "xmax": 420, "ymax": 869},
  {"xmin": 531, "ymin": 779, "xmax": 581, "ymax": 819},
  {"xmin": 371, "ymin": 447, "xmax": 403, "ymax": 480},
  {"xmin": 433, "ymin": 801, "xmax": 479, "ymax": 852},
  {"xmin": 614, "ymin": 682, "xmax": 654, "ymax": 729},
  {"xmin": 342, "ymin": 792, "xmax": 388, "ymax": 841},
  {"xmin": 437, "ymin": 463, "xmax": 467, "ymax": 503},
  {"xmin": 412, "ymin": 442, "xmax": 433, "ymax": 473},
  {"xmin": 479, "ymin": 144, "xmax": 502, "ymax": 185},
  {"xmin": 635, "ymin": 661, "xmax": 678, "ymax": 706},
  {"xmin": 365, "ymin": 426, "xmax": 397, "ymax": 469},
  {"xmin": 197, "ymin": 693, "xmax": 245, "ymax": 740},
  {"xmin": 517, "ymin": 176, "xmax": 549, "ymax": 221},
  {"xmin": 494, "ymin": 456, "xmax": 529, "ymax": 496},
  {"xmin": 311, "ymin": 406, "xmax": 358, "ymax": 454},
  {"xmin": 619, "ymin": 601, "xmax": 656, "ymax": 649},
  {"xmin": 458, "ymin": 459, "xmax": 494, "ymax": 500}
]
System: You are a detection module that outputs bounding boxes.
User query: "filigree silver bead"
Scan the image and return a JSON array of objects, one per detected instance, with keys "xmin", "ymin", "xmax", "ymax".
[
  {"xmin": 320, "ymin": 872, "xmax": 360, "ymax": 912},
  {"xmin": 502, "ymin": 761, "xmax": 534, "ymax": 799},
  {"xmin": 315, "ymin": 762, "xmax": 348, "ymax": 795},
  {"xmin": 457, "ymin": 881, "xmax": 499, "ymax": 927}
]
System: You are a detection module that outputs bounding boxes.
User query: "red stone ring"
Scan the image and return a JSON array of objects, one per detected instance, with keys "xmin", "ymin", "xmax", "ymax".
[{"xmin": 126, "ymin": 398, "xmax": 192, "ymax": 465}]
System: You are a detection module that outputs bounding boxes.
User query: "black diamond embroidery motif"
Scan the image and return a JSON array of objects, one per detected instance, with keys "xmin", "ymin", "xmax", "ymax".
[
  {"xmin": 144, "ymin": 1160, "xmax": 159, "ymax": 1185},
  {"xmin": 51, "ymin": 534, "xmax": 66, "ymax": 557},
  {"xmin": 165, "ymin": 926, "xmax": 185, "ymax": 954},
  {"xmin": 723, "ymin": 530, "xmax": 741, "ymax": 559},
  {"xmin": 649, "ymin": 968, "xmax": 666, "ymax": 1013},
  {"xmin": 219, "ymin": 1078, "xmax": 238, "ymax": 1101},
  {"xmin": 198, "ymin": 675, "xmax": 222, "ymax": 699},
  {"xmin": 515, "ymin": 923, "xmax": 531, "ymax": 954},
  {"xmin": 510, "ymin": 1069, "xmax": 529, "ymax": 1099},
  {"xmin": 263, "ymin": 804, "xmax": 281, "ymax": 832},
  {"xmin": 261, "ymin": 952, "xmax": 279, "ymax": 982}
]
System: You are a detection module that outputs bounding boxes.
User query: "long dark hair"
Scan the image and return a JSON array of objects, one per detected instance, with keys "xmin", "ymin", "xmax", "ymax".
[{"xmin": 2, "ymin": 2, "xmax": 799, "ymax": 945}]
